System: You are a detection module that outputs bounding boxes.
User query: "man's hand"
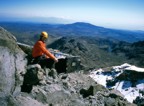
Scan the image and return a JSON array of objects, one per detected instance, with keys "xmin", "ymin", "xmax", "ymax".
[{"xmin": 54, "ymin": 58, "xmax": 58, "ymax": 63}]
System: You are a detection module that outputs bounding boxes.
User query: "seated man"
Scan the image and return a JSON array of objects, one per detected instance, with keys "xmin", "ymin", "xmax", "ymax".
[{"xmin": 32, "ymin": 31, "xmax": 58, "ymax": 68}]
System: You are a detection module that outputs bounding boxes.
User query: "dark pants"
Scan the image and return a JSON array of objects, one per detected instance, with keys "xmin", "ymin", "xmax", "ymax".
[{"xmin": 32, "ymin": 56, "xmax": 54, "ymax": 69}]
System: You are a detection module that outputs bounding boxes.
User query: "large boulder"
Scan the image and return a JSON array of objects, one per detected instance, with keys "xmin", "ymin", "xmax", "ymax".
[
  {"xmin": 0, "ymin": 27, "xmax": 27, "ymax": 104},
  {"xmin": 21, "ymin": 64, "xmax": 46, "ymax": 93}
]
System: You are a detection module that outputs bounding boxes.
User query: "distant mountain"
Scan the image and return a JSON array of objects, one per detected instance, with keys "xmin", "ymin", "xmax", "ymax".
[
  {"xmin": 53, "ymin": 22, "xmax": 144, "ymax": 42},
  {"xmin": 0, "ymin": 22, "xmax": 144, "ymax": 44}
]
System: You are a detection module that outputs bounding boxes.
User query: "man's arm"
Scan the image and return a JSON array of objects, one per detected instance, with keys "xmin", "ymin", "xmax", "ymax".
[{"xmin": 38, "ymin": 42, "xmax": 58, "ymax": 62}]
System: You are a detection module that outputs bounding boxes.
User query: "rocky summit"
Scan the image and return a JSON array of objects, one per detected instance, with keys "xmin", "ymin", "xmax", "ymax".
[{"xmin": 0, "ymin": 27, "xmax": 136, "ymax": 106}]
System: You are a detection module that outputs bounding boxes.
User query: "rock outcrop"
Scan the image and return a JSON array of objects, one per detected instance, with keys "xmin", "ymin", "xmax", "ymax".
[{"xmin": 0, "ymin": 27, "xmax": 27, "ymax": 105}]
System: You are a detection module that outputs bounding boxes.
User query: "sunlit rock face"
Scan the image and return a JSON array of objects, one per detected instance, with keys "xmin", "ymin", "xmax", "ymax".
[{"xmin": 0, "ymin": 27, "xmax": 27, "ymax": 105}]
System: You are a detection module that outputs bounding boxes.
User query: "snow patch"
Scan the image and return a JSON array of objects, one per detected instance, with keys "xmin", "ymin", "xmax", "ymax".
[{"xmin": 89, "ymin": 63, "xmax": 144, "ymax": 103}]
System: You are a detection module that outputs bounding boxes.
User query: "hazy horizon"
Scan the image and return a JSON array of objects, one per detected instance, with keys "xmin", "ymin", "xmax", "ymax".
[{"xmin": 0, "ymin": 0, "xmax": 144, "ymax": 30}]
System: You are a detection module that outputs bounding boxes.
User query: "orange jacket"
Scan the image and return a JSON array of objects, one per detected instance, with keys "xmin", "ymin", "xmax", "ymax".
[{"xmin": 32, "ymin": 40, "xmax": 55, "ymax": 60}]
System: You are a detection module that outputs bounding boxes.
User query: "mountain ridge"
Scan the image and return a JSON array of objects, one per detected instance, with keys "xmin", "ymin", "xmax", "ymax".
[{"xmin": 1, "ymin": 22, "xmax": 144, "ymax": 44}]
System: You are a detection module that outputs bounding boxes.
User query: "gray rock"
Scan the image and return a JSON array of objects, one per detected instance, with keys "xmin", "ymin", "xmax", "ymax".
[
  {"xmin": 15, "ymin": 93, "xmax": 47, "ymax": 106},
  {"xmin": 0, "ymin": 93, "xmax": 19, "ymax": 106},
  {"xmin": 24, "ymin": 64, "xmax": 45, "ymax": 85},
  {"xmin": 68, "ymin": 99, "xmax": 86, "ymax": 106},
  {"xmin": 0, "ymin": 27, "xmax": 27, "ymax": 96},
  {"xmin": 133, "ymin": 96, "xmax": 144, "ymax": 106},
  {"xmin": 48, "ymin": 68, "xmax": 58, "ymax": 79}
]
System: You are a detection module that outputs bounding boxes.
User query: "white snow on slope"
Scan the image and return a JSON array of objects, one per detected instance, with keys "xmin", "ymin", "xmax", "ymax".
[
  {"xmin": 89, "ymin": 63, "xmax": 144, "ymax": 103},
  {"xmin": 125, "ymin": 66, "xmax": 144, "ymax": 72}
]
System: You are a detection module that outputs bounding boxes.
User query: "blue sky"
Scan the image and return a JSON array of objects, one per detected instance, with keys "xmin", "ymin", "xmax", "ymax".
[{"xmin": 0, "ymin": 0, "xmax": 144, "ymax": 30}]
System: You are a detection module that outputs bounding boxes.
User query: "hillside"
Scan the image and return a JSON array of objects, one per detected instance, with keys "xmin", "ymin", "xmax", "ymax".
[
  {"xmin": 48, "ymin": 36, "xmax": 128, "ymax": 69},
  {"xmin": 112, "ymin": 41, "xmax": 144, "ymax": 67}
]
